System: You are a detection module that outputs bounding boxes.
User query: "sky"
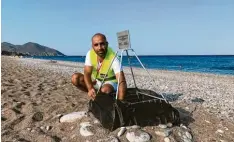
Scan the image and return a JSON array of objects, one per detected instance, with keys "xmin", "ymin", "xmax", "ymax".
[{"xmin": 2, "ymin": 0, "xmax": 234, "ymax": 55}]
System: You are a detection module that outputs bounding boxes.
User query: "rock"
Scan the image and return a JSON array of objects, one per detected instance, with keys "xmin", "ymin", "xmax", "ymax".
[
  {"xmin": 158, "ymin": 124, "xmax": 167, "ymax": 129},
  {"xmin": 185, "ymin": 131, "xmax": 192, "ymax": 139},
  {"xmin": 31, "ymin": 129, "xmax": 35, "ymax": 133},
  {"xmin": 40, "ymin": 126, "xmax": 44, "ymax": 130},
  {"xmin": 32, "ymin": 112, "xmax": 43, "ymax": 121},
  {"xmin": 94, "ymin": 119, "xmax": 100, "ymax": 124},
  {"xmin": 60, "ymin": 111, "xmax": 87, "ymax": 123},
  {"xmin": 126, "ymin": 131, "xmax": 151, "ymax": 142},
  {"xmin": 126, "ymin": 125, "xmax": 141, "ymax": 129},
  {"xmin": 205, "ymin": 120, "xmax": 211, "ymax": 124},
  {"xmin": 166, "ymin": 123, "xmax": 173, "ymax": 128},
  {"xmin": 178, "ymin": 132, "xmax": 182, "ymax": 137},
  {"xmin": 79, "ymin": 122, "xmax": 94, "ymax": 137},
  {"xmin": 180, "ymin": 124, "xmax": 188, "ymax": 129},
  {"xmin": 183, "ymin": 137, "xmax": 192, "ymax": 142},
  {"xmin": 71, "ymin": 134, "xmax": 76, "ymax": 139},
  {"xmin": 164, "ymin": 137, "xmax": 170, "ymax": 142},
  {"xmin": 46, "ymin": 126, "xmax": 52, "ymax": 131},
  {"xmin": 216, "ymin": 129, "xmax": 224, "ymax": 134},
  {"xmin": 27, "ymin": 128, "xmax": 32, "ymax": 131},
  {"xmin": 155, "ymin": 129, "xmax": 171, "ymax": 137},
  {"xmin": 117, "ymin": 127, "xmax": 126, "ymax": 137},
  {"xmin": 56, "ymin": 114, "xmax": 62, "ymax": 118},
  {"xmin": 97, "ymin": 136, "xmax": 119, "ymax": 142},
  {"xmin": 224, "ymin": 127, "xmax": 229, "ymax": 130}
]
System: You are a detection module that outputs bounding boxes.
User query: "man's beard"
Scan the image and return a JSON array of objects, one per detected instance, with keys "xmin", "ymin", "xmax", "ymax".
[
  {"xmin": 97, "ymin": 51, "xmax": 106, "ymax": 58},
  {"xmin": 97, "ymin": 49, "xmax": 107, "ymax": 58}
]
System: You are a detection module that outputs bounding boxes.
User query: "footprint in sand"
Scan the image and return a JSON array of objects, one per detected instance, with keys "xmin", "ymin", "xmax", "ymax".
[{"xmin": 23, "ymin": 91, "xmax": 31, "ymax": 96}]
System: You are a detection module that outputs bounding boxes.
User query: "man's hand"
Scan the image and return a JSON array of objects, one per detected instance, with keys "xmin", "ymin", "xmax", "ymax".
[{"xmin": 88, "ymin": 88, "xmax": 96, "ymax": 100}]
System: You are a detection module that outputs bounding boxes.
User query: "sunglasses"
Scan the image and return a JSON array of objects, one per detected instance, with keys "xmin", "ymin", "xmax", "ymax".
[{"xmin": 93, "ymin": 42, "xmax": 107, "ymax": 47}]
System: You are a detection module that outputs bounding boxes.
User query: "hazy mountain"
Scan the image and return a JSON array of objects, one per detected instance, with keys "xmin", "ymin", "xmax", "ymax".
[{"xmin": 1, "ymin": 42, "xmax": 65, "ymax": 56}]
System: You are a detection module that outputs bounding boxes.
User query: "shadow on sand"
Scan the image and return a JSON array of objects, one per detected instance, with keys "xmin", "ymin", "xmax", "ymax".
[{"xmin": 162, "ymin": 93, "xmax": 195, "ymax": 125}]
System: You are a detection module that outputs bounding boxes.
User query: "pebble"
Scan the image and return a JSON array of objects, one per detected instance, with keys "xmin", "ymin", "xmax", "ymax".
[
  {"xmin": 166, "ymin": 123, "xmax": 173, "ymax": 128},
  {"xmin": 164, "ymin": 137, "xmax": 170, "ymax": 142},
  {"xmin": 32, "ymin": 112, "xmax": 43, "ymax": 121},
  {"xmin": 97, "ymin": 136, "xmax": 119, "ymax": 142},
  {"xmin": 79, "ymin": 122, "xmax": 94, "ymax": 137},
  {"xmin": 224, "ymin": 127, "xmax": 229, "ymax": 130},
  {"xmin": 46, "ymin": 126, "xmax": 52, "ymax": 131},
  {"xmin": 155, "ymin": 129, "xmax": 171, "ymax": 137},
  {"xmin": 94, "ymin": 119, "xmax": 100, "ymax": 124},
  {"xmin": 60, "ymin": 111, "xmax": 87, "ymax": 123},
  {"xmin": 126, "ymin": 125, "xmax": 141, "ymax": 129},
  {"xmin": 185, "ymin": 131, "xmax": 192, "ymax": 139},
  {"xmin": 158, "ymin": 124, "xmax": 167, "ymax": 129},
  {"xmin": 56, "ymin": 114, "xmax": 62, "ymax": 118},
  {"xmin": 178, "ymin": 132, "xmax": 182, "ymax": 137},
  {"xmin": 216, "ymin": 129, "xmax": 224, "ymax": 134},
  {"xmin": 126, "ymin": 131, "xmax": 151, "ymax": 142},
  {"xmin": 117, "ymin": 127, "xmax": 126, "ymax": 137},
  {"xmin": 180, "ymin": 124, "xmax": 188, "ymax": 129},
  {"xmin": 40, "ymin": 126, "xmax": 44, "ymax": 130},
  {"xmin": 71, "ymin": 134, "xmax": 76, "ymax": 139},
  {"xmin": 31, "ymin": 129, "xmax": 35, "ymax": 133},
  {"xmin": 183, "ymin": 138, "xmax": 192, "ymax": 142},
  {"xmin": 205, "ymin": 120, "xmax": 211, "ymax": 124},
  {"xmin": 27, "ymin": 128, "xmax": 32, "ymax": 131}
]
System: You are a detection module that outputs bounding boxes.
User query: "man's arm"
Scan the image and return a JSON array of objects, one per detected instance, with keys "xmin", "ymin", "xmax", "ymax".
[
  {"xmin": 115, "ymin": 71, "xmax": 127, "ymax": 100},
  {"xmin": 84, "ymin": 66, "xmax": 93, "ymax": 90},
  {"xmin": 84, "ymin": 66, "xmax": 96, "ymax": 100}
]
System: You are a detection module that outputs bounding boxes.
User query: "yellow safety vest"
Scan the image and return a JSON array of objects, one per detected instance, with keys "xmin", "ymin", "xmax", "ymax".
[{"xmin": 90, "ymin": 47, "xmax": 117, "ymax": 82}]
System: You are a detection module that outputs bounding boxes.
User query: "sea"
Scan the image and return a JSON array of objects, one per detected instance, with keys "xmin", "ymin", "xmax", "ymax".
[{"xmin": 31, "ymin": 55, "xmax": 234, "ymax": 76}]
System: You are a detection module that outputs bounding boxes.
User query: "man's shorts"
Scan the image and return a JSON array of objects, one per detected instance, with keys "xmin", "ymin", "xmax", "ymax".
[{"xmin": 93, "ymin": 79, "xmax": 118, "ymax": 91}]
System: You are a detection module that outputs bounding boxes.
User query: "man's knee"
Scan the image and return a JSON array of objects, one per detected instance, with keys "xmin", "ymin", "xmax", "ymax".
[
  {"xmin": 71, "ymin": 73, "xmax": 83, "ymax": 86},
  {"xmin": 101, "ymin": 84, "xmax": 114, "ymax": 94}
]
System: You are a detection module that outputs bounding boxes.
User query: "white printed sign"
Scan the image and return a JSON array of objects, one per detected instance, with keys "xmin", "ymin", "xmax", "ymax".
[{"xmin": 117, "ymin": 30, "xmax": 130, "ymax": 49}]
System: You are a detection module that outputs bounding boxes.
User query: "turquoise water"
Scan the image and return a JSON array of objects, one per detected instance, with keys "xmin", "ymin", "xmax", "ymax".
[{"xmin": 31, "ymin": 55, "xmax": 234, "ymax": 75}]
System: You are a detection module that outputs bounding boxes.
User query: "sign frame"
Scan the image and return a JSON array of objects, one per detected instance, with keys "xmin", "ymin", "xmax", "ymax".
[{"xmin": 117, "ymin": 30, "xmax": 131, "ymax": 50}]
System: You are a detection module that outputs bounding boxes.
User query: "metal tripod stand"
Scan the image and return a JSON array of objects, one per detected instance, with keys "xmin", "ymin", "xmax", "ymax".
[{"xmin": 97, "ymin": 48, "xmax": 167, "ymax": 103}]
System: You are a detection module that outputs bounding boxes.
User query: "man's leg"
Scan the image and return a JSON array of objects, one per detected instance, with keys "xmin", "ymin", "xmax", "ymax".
[
  {"xmin": 71, "ymin": 73, "xmax": 88, "ymax": 92},
  {"xmin": 100, "ymin": 84, "xmax": 115, "ymax": 94}
]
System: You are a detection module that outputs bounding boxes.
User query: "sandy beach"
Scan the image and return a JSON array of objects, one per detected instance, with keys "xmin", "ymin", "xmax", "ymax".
[{"xmin": 1, "ymin": 56, "xmax": 234, "ymax": 142}]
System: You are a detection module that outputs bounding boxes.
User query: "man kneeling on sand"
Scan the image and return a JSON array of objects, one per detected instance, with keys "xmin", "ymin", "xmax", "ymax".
[{"xmin": 71, "ymin": 33, "xmax": 127, "ymax": 100}]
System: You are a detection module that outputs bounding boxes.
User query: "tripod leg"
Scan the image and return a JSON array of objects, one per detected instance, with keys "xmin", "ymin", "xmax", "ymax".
[
  {"xmin": 115, "ymin": 50, "xmax": 124, "ymax": 100},
  {"xmin": 126, "ymin": 50, "xmax": 137, "ymax": 89},
  {"xmin": 131, "ymin": 49, "xmax": 168, "ymax": 103}
]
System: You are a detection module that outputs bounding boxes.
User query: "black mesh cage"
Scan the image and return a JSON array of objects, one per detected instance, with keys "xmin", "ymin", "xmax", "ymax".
[{"xmin": 88, "ymin": 88, "xmax": 180, "ymax": 131}]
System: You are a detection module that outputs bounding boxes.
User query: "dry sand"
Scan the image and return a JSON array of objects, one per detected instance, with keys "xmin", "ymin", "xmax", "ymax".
[{"xmin": 1, "ymin": 56, "xmax": 234, "ymax": 142}]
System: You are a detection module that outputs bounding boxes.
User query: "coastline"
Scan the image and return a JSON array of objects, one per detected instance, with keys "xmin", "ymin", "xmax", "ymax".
[{"xmin": 2, "ymin": 56, "xmax": 234, "ymax": 141}]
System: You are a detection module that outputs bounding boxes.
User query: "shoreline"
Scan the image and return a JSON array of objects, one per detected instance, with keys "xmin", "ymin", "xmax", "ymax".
[
  {"xmin": 26, "ymin": 56, "xmax": 234, "ymax": 77},
  {"xmin": 2, "ymin": 56, "xmax": 234, "ymax": 141}
]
